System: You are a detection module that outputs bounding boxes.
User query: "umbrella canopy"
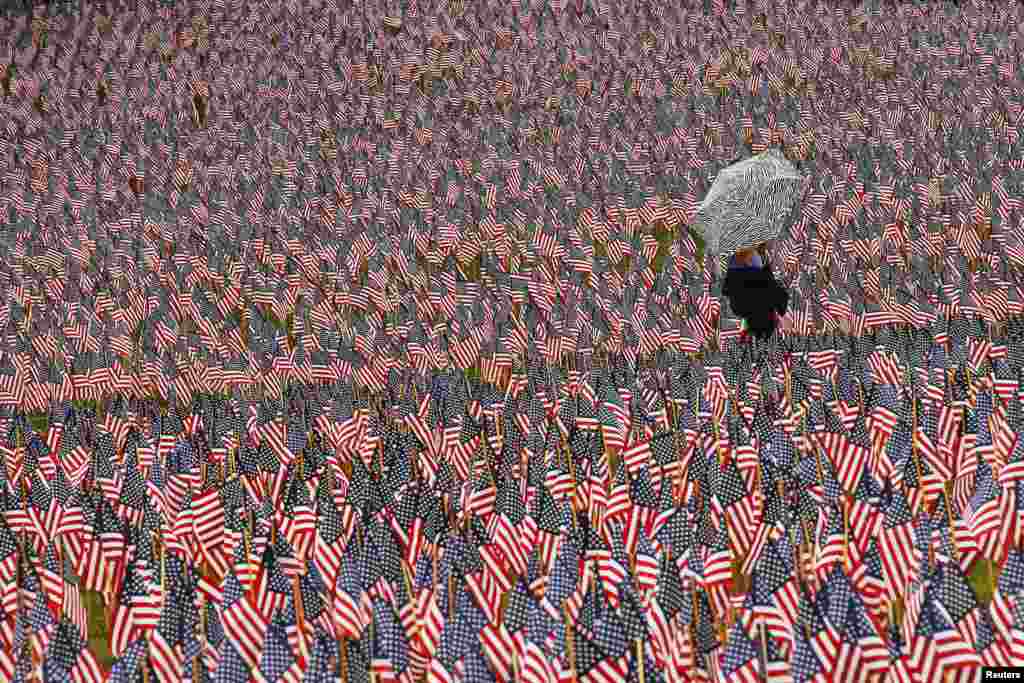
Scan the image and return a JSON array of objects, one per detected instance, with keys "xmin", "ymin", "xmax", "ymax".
[{"xmin": 691, "ymin": 148, "xmax": 807, "ymax": 276}]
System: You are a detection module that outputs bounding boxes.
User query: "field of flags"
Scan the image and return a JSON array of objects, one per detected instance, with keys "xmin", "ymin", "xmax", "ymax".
[
  {"xmin": 3, "ymin": 0, "xmax": 1024, "ymax": 681},
  {"xmin": 5, "ymin": 321, "xmax": 1024, "ymax": 683}
]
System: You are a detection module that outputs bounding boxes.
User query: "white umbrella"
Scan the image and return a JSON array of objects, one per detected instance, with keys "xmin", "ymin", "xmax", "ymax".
[{"xmin": 692, "ymin": 148, "xmax": 808, "ymax": 276}]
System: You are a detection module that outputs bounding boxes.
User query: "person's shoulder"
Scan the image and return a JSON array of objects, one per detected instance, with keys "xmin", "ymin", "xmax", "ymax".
[{"xmin": 723, "ymin": 267, "xmax": 753, "ymax": 287}]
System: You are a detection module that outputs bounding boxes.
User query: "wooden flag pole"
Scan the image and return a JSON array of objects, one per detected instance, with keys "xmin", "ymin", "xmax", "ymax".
[
  {"xmin": 402, "ymin": 561, "xmax": 415, "ymax": 606},
  {"xmin": 448, "ymin": 573, "xmax": 455, "ymax": 620},
  {"xmin": 636, "ymin": 638, "xmax": 646, "ymax": 683},
  {"xmin": 792, "ymin": 521, "xmax": 804, "ymax": 590},
  {"xmin": 941, "ymin": 482, "xmax": 959, "ymax": 560},
  {"xmin": 759, "ymin": 622, "xmax": 770, "ymax": 683},
  {"xmin": 813, "ymin": 436, "xmax": 824, "ymax": 485},
  {"xmin": 713, "ymin": 421, "xmax": 724, "ymax": 467},
  {"xmin": 842, "ymin": 496, "xmax": 850, "ymax": 571},
  {"xmin": 564, "ymin": 605, "xmax": 577, "ymax": 682},
  {"xmin": 966, "ymin": 365, "xmax": 973, "ymax": 405},
  {"xmin": 692, "ymin": 583, "xmax": 700, "ymax": 633},
  {"xmin": 785, "ymin": 363, "xmax": 792, "ymax": 407},
  {"xmin": 292, "ymin": 574, "xmax": 308, "ymax": 664},
  {"xmin": 242, "ymin": 509, "xmax": 251, "ymax": 560}
]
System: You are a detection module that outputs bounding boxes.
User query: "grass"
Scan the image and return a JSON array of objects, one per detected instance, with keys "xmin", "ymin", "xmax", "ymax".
[
  {"xmin": 82, "ymin": 589, "xmax": 113, "ymax": 672},
  {"xmin": 967, "ymin": 557, "xmax": 999, "ymax": 606},
  {"xmin": 648, "ymin": 222, "xmax": 706, "ymax": 276},
  {"xmin": 459, "ymin": 252, "xmax": 482, "ymax": 282},
  {"xmin": 730, "ymin": 560, "xmax": 751, "ymax": 596},
  {"xmin": 28, "ymin": 412, "xmax": 47, "ymax": 434}
]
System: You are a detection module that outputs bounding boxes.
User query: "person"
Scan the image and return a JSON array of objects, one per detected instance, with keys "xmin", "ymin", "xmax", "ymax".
[
  {"xmin": 731, "ymin": 248, "xmax": 763, "ymax": 270},
  {"xmin": 722, "ymin": 244, "xmax": 789, "ymax": 341}
]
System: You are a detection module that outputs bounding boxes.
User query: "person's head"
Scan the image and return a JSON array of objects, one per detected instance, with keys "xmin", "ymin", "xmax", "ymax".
[{"xmin": 734, "ymin": 248, "xmax": 757, "ymax": 266}]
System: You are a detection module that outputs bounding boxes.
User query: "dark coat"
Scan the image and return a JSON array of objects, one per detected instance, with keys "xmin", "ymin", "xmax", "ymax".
[{"xmin": 722, "ymin": 261, "xmax": 790, "ymax": 340}]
